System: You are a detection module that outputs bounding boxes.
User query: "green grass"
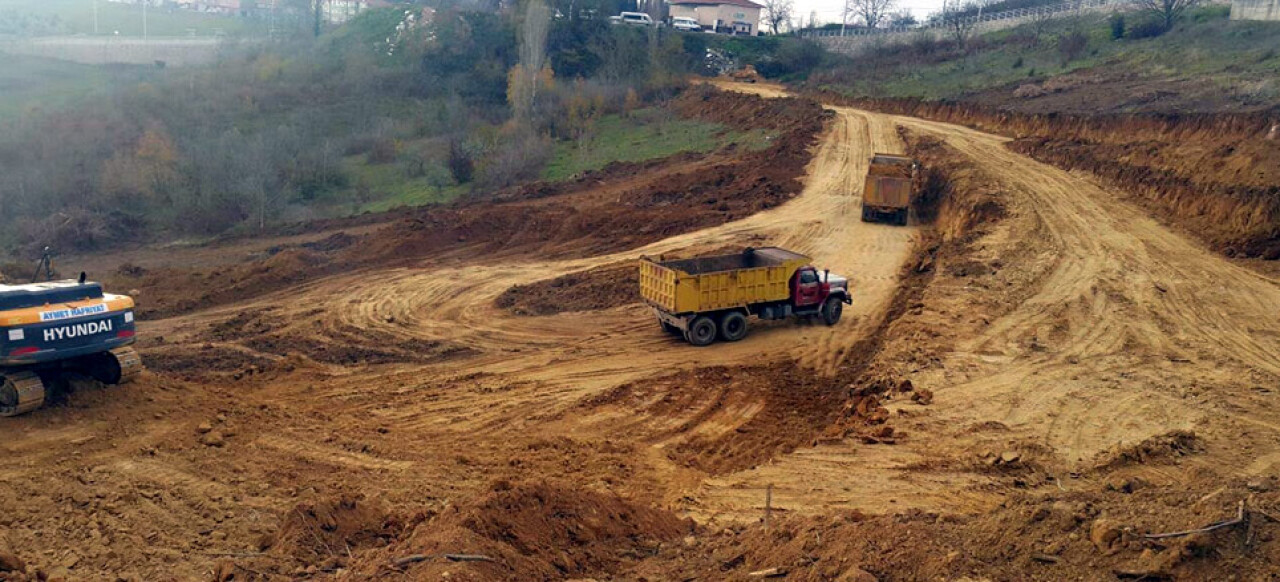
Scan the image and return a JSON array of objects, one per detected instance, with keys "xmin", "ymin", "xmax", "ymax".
[
  {"xmin": 541, "ymin": 108, "xmax": 773, "ymax": 182},
  {"xmin": 822, "ymin": 6, "xmax": 1280, "ymax": 104},
  {"xmin": 331, "ymin": 155, "xmax": 468, "ymax": 215},
  {"xmin": 0, "ymin": 0, "xmax": 266, "ymax": 37},
  {"xmin": 0, "ymin": 54, "xmax": 156, "ymax": 119}
]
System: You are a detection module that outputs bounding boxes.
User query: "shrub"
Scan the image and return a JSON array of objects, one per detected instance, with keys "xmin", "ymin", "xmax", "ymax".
[
  {"xmin": 1012, "ymin": 56, "xmax": 1024, "ymax": 68},
  {"xmin": 1110, "ymin": 14, "xmax": 1125, "ymax": 40},
  {"xmin": 1057, "ymin": 31, "xmax": 1088, "ymax": 65},
  {"xmin": 448, "ymin": 140, "xmax": 474, "ymax": 185},
  {"xmin": 1127, "ymin": 18, "xmax": 1167, "ymax": 39},
  {"xmin": 366, "ymin": 138, "xmax": 399, "ymax": 165}
]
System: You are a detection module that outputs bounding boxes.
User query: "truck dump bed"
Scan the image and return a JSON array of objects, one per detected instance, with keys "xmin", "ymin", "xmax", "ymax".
[
  {"xmin": 639, "ymin": 247, "xmax": 810, "ymax": 314},
  {"xmin": 863, "ymin": 154, "xmax": 915, "ymax": 209}
]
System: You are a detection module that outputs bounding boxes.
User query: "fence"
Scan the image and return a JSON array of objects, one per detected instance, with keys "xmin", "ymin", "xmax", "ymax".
[{"xmin": 802, "ymin": 0, "xmax": 1121, "ymax": 40}]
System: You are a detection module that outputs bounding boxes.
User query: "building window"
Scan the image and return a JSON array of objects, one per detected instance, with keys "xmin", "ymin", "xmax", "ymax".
[{"xmin": 733, "ymin": 12, "xmax": 745, "ymax": 18}]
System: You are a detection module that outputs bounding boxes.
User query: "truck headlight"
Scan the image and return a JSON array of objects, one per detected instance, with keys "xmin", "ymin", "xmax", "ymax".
[
  {"xmin": 124, "ymin": 311, "xmax": 134, "ymax": 323},
  {"xmin": 7, "ymin": 329, "xmax": 23, "ymax": 341}
]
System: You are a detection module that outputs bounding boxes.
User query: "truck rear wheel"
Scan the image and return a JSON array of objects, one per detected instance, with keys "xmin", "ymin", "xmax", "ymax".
[
  {"xmin": 684, "ymin": 316, "xmax": 717, "ymax": 346},
  {"xmin": 860, "ymin": 205, "xmax": 872, "ymax": 222},
  {"xmin": 718, "ymin": 311, "xmax": 749, "ymax": 342},
  {"xmin": 821, "ymin": 297, "xmax": 844, "ymax": 326}
]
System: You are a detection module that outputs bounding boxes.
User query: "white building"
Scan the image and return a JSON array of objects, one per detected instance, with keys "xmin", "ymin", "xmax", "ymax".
[{"xmin": 668, "ymin": 0, "xmax": 763, "ymax": 35}]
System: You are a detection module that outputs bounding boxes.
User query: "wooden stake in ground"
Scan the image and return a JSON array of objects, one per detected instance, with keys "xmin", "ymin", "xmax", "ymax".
[{"xmin": 763, "ymin": 483, "xmax": 774, "ymax": 529}]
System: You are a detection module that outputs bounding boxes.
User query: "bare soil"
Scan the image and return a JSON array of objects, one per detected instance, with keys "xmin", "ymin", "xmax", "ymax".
[{"xmin": 1, "ymin": 84, "xmax": 1278, "ymax": 582}]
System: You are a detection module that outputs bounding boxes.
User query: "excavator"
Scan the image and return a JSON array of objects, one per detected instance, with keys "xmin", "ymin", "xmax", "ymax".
[{"xmin": 0, "ymin": 248, "xmax": 142, "ymax": 416}]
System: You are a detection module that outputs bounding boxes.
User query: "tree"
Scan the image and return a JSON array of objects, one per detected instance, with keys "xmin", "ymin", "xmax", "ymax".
[
  {"xmin": 762, "ymin": 0, "xmax": 794, "ymax": 34},
  {"xmin": 509, "ymin": 0, "xmax": 552, "ymax": 123},
  {"xmin": 1130, "ymin": 0, "xmax": 1200, "ymax": 31},
  {"xmin": 940, "ymin": 0, "xmax": 977, "ymax": 50},
  {"xmin": 888, "ymin": 9, "xmax": 917, "ymax": 27},
  {"xmin": 847, "ymin": 0, "xmax": 896, "ymax": 29}
]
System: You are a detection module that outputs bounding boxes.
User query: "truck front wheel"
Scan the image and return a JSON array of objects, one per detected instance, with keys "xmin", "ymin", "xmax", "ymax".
[
  {"xmin": 685, "ymin": 316, "xmax": 718, "ymax": 346},
  {"xmin": 718, "ymin": 311, "xmax": 749, "ymax": 342},
  {"xmin": 821, "ymin": 297, "xmax": 844, "ymax": 326}
]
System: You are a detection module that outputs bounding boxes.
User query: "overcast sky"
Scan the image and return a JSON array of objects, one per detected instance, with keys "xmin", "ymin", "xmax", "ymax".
[{"xmin": 791, "ymin": 0, "xmax": 950, "ymax": 26}]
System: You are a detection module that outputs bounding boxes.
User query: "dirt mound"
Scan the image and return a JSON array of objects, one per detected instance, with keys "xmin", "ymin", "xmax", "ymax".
[
  {"xmin": 143, "ymin": 346, "xmax": 279, "ymax": 381},
  {"xmin": 1092, "ymin": 430, "xmax": 1204, "ymax": 471},
  {"xmin": 348, "ymin": 482, "xmax": 690, "ymax": 580},
  {"xmin": 632, "ymin": 477, "xmax": 1279, "ymax": 581},
  {"xmin": 270, "ymin": 494, "xmax": 401, "ymax": 569},
  {"xmin": 495, "ymin": 262, "xmax": 639, "ymax": 316},
  {"xmin": 245, "ymin": 325, "xmax": 473, "ymax": 367}
]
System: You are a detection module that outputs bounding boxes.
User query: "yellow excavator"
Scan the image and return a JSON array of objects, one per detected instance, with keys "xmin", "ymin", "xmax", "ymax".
[{"xmin": 0, "ymin": 249, "xmax": 142, "ymax": 416}]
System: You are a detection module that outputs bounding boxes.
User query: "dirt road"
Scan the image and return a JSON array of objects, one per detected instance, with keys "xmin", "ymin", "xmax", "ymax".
[{"xmin": 2, "ymin": 83, "xmax": 1278, "ymax": 580}]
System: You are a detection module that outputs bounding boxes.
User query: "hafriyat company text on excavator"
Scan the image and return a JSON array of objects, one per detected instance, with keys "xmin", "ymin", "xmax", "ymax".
[
  {"xmin": 0, "ymin": 278, "xmax": 143, "ymax": 416},
  {"xmin": 640, "ymin": 247, "xmax": 851, "ymax": 346}
]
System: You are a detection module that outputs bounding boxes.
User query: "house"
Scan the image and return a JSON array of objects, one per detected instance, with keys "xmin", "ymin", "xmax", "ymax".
[{"xmin": 667, "ymin": 0, "xmax": 762, "ymax": 35}]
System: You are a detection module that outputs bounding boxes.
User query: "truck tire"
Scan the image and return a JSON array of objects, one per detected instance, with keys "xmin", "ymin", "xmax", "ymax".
[
  {"xmin": 684, "ymin": 316, "xmax": 718, "ymax": 346},
  {"xmin": 718, "ymin": 311, "xmax": 749, "ymax": 342},
  {"xmin": 898, "ymin": 208, "xmax": 909, "ymax": 226},
  {"xmin": 821, "ymin": 297, "xmax": 844, "ymax": 326},
  {"xmin": 860, "ymin": 205, "xmax": 872, "ymax": 222}
]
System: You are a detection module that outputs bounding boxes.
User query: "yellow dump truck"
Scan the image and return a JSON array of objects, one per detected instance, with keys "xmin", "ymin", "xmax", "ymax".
[
  {"xmin": 639, "ymin": 247, "xmax": 851, "ymax": 346},
  {"xmin": 861, "ymin": 154, "xmax": 917, "ymax": 226}
]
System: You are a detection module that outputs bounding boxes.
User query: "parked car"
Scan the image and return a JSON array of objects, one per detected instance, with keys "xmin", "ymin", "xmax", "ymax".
[
  {"xmin": 671, "ymin": 16, "xmax": 701, "ymax": 31},
  {"xmin": 610, "ymin": 12, "xmax": 655, "ymax": 26}
]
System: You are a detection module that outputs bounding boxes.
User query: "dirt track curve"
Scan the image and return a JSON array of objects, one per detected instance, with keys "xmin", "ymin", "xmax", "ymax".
[{"xmin": 2, "ymin": 83, "xmax": 1279, "ymax": 580}]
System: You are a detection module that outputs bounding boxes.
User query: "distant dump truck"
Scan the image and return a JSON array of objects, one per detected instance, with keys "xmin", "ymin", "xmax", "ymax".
[
  {"xmin": 861, "ymin": 154, "xmax": 917, "ymax": 225},
  {"xmin": 639, "ymin": 247, "xmax": 851, "ymax": 346}
]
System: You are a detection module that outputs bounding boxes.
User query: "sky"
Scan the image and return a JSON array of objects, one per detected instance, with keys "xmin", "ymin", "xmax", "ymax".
[{"xmin": 790, "ymin": 0, "xmax": 950, "ymax": 26}]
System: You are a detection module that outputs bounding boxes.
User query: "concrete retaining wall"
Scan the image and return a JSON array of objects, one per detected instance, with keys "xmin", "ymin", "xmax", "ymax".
[
  {"xmin": 0, "ymin": 37, "xmax": 227, "ymax": 67},
  {"xmin": 1231, "ymin": 0, "xmax": 1280, "ymax": 20}
]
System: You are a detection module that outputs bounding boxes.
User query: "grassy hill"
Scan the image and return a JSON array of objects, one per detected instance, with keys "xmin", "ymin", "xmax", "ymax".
[{"xmin": 811, "ymin": 5, "xmax": 1280, "ymax": 114}]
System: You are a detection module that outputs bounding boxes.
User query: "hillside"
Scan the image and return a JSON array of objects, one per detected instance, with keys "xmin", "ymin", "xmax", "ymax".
[{"xmin": 812, "ymin": 5, "xmax": 1280, "ymax": 115}]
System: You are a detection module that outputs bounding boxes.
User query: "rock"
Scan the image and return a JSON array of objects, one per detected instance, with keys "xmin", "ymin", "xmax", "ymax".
[
  {"xmin": 200, "ymin": 431, "xmax": 226, "ymax": 448},
  {"xmin": 896, "ymin": 379, "xmax": 913, "ymax": 392},
  {"xmin": 1246, "ymin": 477, "xmax": 1275, "ymax": 492},
  {"xmin": 0, "ymin": 551, "xmax": 26, "ymax": 572},
  {"xmin": 911, "ymin": 388, "xmax": 934, "ymax": 405},
  {"xmin": 196, "ymin": 422, "xmax": 213, "ymax": 434},
  {"xmin": 999, "ymin": 451, "xmax": 1021, "ymax": 465},
  {"xmin": 1107, "ymin": 476, "xmax": 1147, "ymax": 494},
  {"xmin": 682, "ymin": 535, "xmax": 698, "ymax": 548},
  {"xmin": 1090, "ymin": 518, "xmax": 1121, "ymax": 554}
]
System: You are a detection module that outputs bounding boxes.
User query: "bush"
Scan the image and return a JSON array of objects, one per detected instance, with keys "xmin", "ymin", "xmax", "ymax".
[
  {"xmin": 1110, "ymin": 14, "xmax": 1125, "ymax": 40},
  {"xmin": 753, "ymin": 39, "xmax": 824, "ymax": 79},
  {"xmin": 1127, "ymin": 18, "xmax": 1167, "ymax": 39},
  {"xmin": 1057, "ymin": 31, "xmax": 1088, "ymax": 65},
  {"xmin": 366, "ymin": 138, "xmax": 399, "ymax": 165},
  {"xmin": 1012, "ymin": 56, "xmax": 1024, "ymax": 68},
  {"xmin": 448, "ymin": 140, "xmax": 474, "ymax": 185}
]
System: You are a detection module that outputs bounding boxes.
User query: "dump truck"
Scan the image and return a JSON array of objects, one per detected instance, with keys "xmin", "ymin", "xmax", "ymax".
[
  {"xmin": 0, "ymin": 277, "xmax": 143, "ymax": 416},
  {"xmin": 639, "ymin": 247, "xmax": 851, "ymax": 346},
  {"xmin": 861, "ymin": 154, "xmax": 917, "ymax": 226}
]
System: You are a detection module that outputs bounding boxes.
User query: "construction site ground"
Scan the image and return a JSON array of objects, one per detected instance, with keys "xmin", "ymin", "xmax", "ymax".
[{"xmin": 1, "ymin": 83, "xmax": 1278, "ymax": 581}]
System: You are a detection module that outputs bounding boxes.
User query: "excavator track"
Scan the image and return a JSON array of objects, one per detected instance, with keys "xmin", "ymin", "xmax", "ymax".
[
  {"xmin": 110, "ymin": 347, "xmax": 144, "ymax": 384},
  {"xmin": 0, "ymin": 371, "xmax": 45, "ymax": 417}
]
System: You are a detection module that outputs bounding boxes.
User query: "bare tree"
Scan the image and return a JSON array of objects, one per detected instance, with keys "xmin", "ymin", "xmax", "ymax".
[
  {"xmin": 848, "ymin": 0, "xmax": 896, "ymax": 29},
  {"xmin": 1130, "ymin": 0, "xmax": 1200, "ymax": 31},
  {"xmin": 762, "ymin": 0, "xmax": 794, "ymax": 34},
  {"xmin": 941, "ymin": 0, "xmax": 976, "ymax": 50}
]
